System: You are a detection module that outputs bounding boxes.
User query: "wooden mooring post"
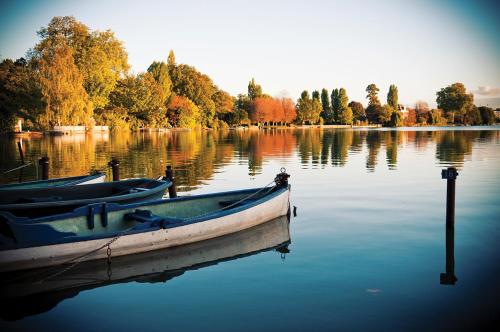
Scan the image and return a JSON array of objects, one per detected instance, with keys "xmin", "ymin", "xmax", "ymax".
[
  {"xmin": 38, "ymin": 157, "xmax": 49, "ymax": 180},
  {"xmin": 441, "ymin": 167, "xmax": 458, "ymax": 229},
  {"xmin": 17, "ymin": 142, "xmax": 25, "ymax": 164},
  {"xmin": 165, "ymin": 165, "xmax": 177, "ymax": 198},
  {"xmin": 108, "ymin": 159, "xmax": 120, "ymax": 181}
]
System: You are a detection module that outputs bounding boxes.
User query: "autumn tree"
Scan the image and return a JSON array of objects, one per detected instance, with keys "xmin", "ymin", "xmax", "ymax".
[
  {"xmin": 281, "ymin": 97, "xmax": 297, "ymax": 124},
  {"xmin": 251, "ymin": 96, "xmax": 273, "ymax": 124},
  {"xmin": 38, "ymin": 43, "xmax": 92, "ymax": 128},
  {"xmin": 169, "ymin": 63, "xmax": 217, "ymax": 127},
  {"xmin": 167, "ymin": 95, "xmax": 200, "ymax": 129},
  {"xmin": 35, "ymin": 16, "xmax": 129, "ymax": 110},
  {"xmin": 147, "ymin": 61, "xmax": 172, "ymax": 104},
  {"xmin": 348, "ymin": 101, "xmax": 365, "ymax": 123}
]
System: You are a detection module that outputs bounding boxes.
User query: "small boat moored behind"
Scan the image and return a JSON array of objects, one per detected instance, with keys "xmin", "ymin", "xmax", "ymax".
[
  {"xmin": 0, "ymin": 178, "xmax": 171, "ymax": 218},
  {"xmin": 0, "ymin": 172, "xmax": 106, "ymax": 190}
]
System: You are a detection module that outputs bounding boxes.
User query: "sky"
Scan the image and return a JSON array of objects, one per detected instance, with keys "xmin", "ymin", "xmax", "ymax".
[{"xmin": 1, "ymin": 0, "xmax": 499, "ymax": 107}]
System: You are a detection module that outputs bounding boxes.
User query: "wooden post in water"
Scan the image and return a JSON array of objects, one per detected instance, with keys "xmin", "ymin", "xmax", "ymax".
[
  {"xmin": 38, "ymin": 157, "xmax": 49, "ymax": 180},
  {"xmin": 108, "ymin": 159, "xmax": 120, "ymax": 181},
  {"xmin": 17, "ymin": 142, "xmax": 25, "ymax": 164},
  {"xmin": 441, "ymin": 167, "xmax": 458, "ymax": 229},
  {"xmin": 165, "ymin": 165, "xmax": 177, "ymax": 198}
]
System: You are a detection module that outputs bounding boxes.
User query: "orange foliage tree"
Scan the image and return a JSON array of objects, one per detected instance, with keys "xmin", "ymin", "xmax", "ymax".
[{"xmin": 250, "ymin": 97, "xmax": 296, "ymax": 125}]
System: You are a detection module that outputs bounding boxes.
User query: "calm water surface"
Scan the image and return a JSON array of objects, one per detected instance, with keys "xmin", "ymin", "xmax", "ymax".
[{"xmin": 1, "ymin": 127, "xmax": 499, "ymax": 331}]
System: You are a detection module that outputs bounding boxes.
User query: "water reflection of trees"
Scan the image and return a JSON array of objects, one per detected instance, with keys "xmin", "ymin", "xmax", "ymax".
[
  {"xmin": 1, "ymin": 129, "xmax": 497, "ymax": 187},
  {"xmin": 435, "ymin": 130, "xmax": 495, "ymax": 166}
]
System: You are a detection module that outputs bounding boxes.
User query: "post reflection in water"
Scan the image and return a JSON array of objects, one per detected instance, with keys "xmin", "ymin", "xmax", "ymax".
[
  {"xmin": 440, "ymin": 228, "xmax": 457, "ymax": 285},
  {"xmin": 0, "ymin": 214, "xmax": 291, "ymax": 321}
]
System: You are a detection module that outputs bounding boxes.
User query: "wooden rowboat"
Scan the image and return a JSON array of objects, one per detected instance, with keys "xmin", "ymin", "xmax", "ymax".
[
  {"xmin": 0, "ymin": 214, "xmax": 291, "ymax": 320},
  {"xmin": 0, "ymin": 178, "xmax": 171, "ymax": 218},
  {"xmin": 0, "ymin": 173, "xmax": 106, "ymax": 190},
  {"xmin": 0, "ymin": 172, "xmax": 290, "ymax": 272}
]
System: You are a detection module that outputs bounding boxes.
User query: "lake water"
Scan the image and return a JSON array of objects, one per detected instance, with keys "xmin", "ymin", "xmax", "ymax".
[{"xmin": 1, "ymin": 127, "xmax": 499, "ymax": 331}]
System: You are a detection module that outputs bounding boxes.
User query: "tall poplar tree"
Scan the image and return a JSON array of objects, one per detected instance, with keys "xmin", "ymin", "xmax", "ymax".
[
  {"xmin": 320, "ymin": 88, "xmax": 331, "ymax": 122},
  {"xmin": 248, "ymin": 78, "xmax": 263, "ymax": 100},
  {"xmin": 387, "ymin": 84, "xmax": 398, "ymax": 110}
]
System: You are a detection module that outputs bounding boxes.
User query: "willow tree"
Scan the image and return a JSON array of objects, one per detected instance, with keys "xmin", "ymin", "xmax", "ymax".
[{"xmin": 38, "ymin": 44, "xmax": 92, "ymax": 128}]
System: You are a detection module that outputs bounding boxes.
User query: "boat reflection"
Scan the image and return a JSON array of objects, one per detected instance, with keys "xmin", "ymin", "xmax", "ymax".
[
  {"xmin": 440, "ymin": 228, "xmax": 457, "ymax": 285},
  {"xmin": 0, "ymin": 214, "xmax": 291, "ymax": 321}
]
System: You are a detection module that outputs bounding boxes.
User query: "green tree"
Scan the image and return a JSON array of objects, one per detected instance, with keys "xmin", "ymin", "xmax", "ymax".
[
  {"xmin": 436, "ymin": 82, "xmax": 474, "ymax": 124},
  {"xmin": 0, "ymin": 58, "xmax": 44, "ymax": 131},
  {"xmin": 366, "ymin": 84, "xmax": 380, "ymax": 106},
  {"xmin": 147, "ymin": 61, "xmax": 172, "ymax": 104},
  {"xmin": 332, "ymin": 88, "xmax": 352, "ymax": 124},
  {"xmin": 387, "ymin": 84, "xmax": 398, "ymax": 109},
  {"xmin": 312, "ymin": 90, "xmax": 320, "ymax": 100},
  {"xmin": 366, "ymin": 104, "xmax": 384, "ymax": 124},
  {"xmin": 296, "ymin": 90, "xmax": 312, "ymax": 124},
  {"xmin": 107, "ymin": 72, "xmax": 166, "ymax": 128},
  {"xmin": 478, "ymin": 106, "xmax": 495, "ymax": 125},
  {"xmin": 348, "ymin": 101, "xmax": 365, "ymax": 122},
  {"xmin": 320, "ymin": 88, "xmax": 331, "ymax": 122},
  {"xmin": 248, "ymin": 78, "xmax": 262, "ymax": 100},
  {"xmin": 389, "ymin": 108, "xmax": 403, "ymax": 127},
  {"xmin": 331, "ymin": 89, "xmax": 341, "ymax": 123}
]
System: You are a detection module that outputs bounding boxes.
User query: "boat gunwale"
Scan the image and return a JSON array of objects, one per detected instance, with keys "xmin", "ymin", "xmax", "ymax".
[
  {"xmin": 0, "ymin": 178, "xmax": 171, "ymax": 211},
  {"xmin": 0, "ymin": 173, "xmax": 106, "ymax": 189},
  {"xmin": 0, "ymin": 185, "xmax": 290, "ymax": 249}
]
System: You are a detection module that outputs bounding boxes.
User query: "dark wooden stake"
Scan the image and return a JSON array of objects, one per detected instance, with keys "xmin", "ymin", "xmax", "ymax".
[
  {"xmin": 38, "ymin": 156, "xmax": 49, "ymax": 180},
  {"xmin": 165, "ymin": 165, "xmax": 177, "ymax": 198},
  {"xmin": 441, "ymin": 167, "xmax": 458, "ymax": 229},
  {"xmin": 17, "ymin": 141, "xmax": 25, "ymax": 164},
  {"xmin": 108, "ymin": 159, "xmax": 120, "ymax": 181}
]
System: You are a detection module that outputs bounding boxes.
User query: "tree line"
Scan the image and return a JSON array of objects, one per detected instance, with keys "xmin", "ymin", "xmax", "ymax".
[{"xmin": 0, "ymin": 16, "xmax": 498, "ymax": 132}]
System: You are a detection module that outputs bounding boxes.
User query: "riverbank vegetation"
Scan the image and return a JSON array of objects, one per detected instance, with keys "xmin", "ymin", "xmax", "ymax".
[{"xmin": 1, "ymin": 16, "xmax": 498, "ymax": 132}]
